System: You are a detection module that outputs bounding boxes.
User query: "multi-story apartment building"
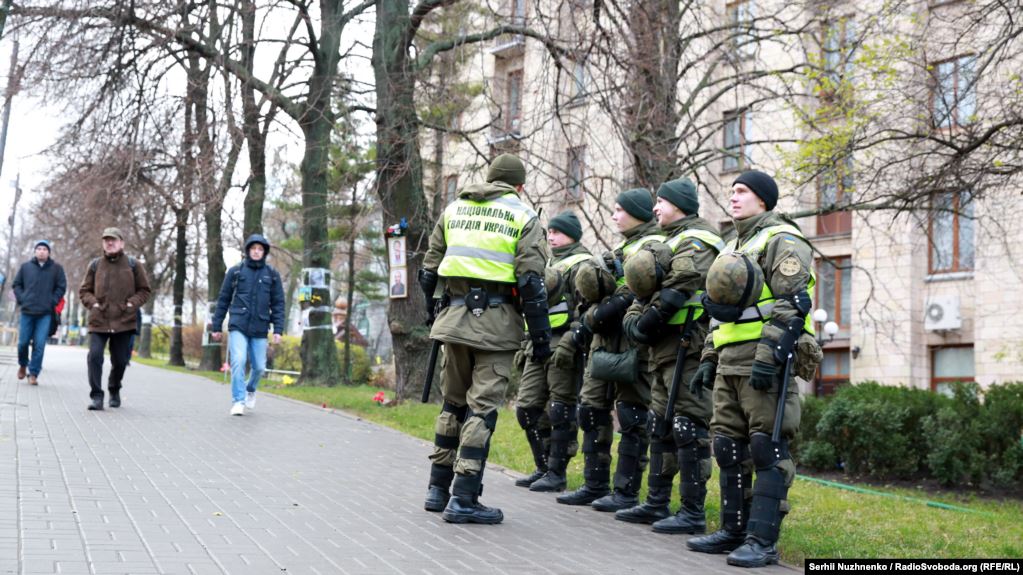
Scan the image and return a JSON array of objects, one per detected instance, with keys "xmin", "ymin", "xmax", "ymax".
[{"xmin": 419, "ymin": 0, "xmax": 1023, "ymax": 395}]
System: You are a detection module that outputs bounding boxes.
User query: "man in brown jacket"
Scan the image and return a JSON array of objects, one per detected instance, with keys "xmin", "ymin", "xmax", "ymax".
[{"xmin": 79, "ymin": 227, "xmax": 152, "ymax": 410}]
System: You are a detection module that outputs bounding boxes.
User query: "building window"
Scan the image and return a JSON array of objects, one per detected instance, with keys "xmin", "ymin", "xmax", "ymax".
[
  {"xmin": 817, "ymin": 155, "xmax": 853, "ymax": 235},
  {"xmin": 822, "ymin": 17, "xmax": 856, "ymax": 92},
  {"xmin": 567, "ymin": 146, "xmax": 586, "ymax": 201},
  {"xmin": 444, "ymin": 175, "xmax": 458, "ymax": 206},
  {"xmin": 818, "ymin": 348, "xmax": 850, "ymax": 396},
  {"xmin": 726, "ymin": 0, "xmax": 755, "ymax": 58},
  {"xmin": 929, "ymin": 190, "xmax": 974, "ymax": 274},
  {"xmin": 506, "ymin": 70, "xmax": 523, "ymax": 134},
  {"xmin": 816, "ymin": 256, "xmax": 851, "ymax": 330},
  {"xmin": 931, "ymin": 345, "xmax": 974, "ymax": 395},
  {"xmin": 931, "ymin": 55, "xmax": 976, "ymax": 129},
  {"xmin": 722, "ymin": 110, "xmax": 748, "ymax": 172}
]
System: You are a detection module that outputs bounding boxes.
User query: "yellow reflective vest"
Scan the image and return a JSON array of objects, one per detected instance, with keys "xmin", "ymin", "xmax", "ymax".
[
  {"xmin": 664, "ymin": 229, "xmax": 725, "ymax": 325},
  {"xmin": 546, "ymin": 253, "xmax": 592, "ymax": 329},
  {"xmin": 438, "ymin": 193, "xmax": 535, "ymax": 284},
  {"xmin": 711, "ymin": 224, "xmax": 816, "ymax": 349}
]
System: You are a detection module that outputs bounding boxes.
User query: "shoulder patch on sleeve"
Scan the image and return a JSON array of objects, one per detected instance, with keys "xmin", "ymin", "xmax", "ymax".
[{"xmin": 778, "ymin": 256, "xmax": 801, "ymax": 277}]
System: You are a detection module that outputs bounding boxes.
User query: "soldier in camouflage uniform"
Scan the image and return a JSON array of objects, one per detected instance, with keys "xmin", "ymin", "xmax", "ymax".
[
  {"xmin": 616, "ymin": 178, "xmax": 724, "ymax": 534},
  {"xmin": 515, "ymin": 212, "xmax": 597, "ymax": 492},
  {"xmin": 556, "ymin": 189, "xmax": 667, "ymax": 511},
  {"xmin": 686, "ymin": 170, "xmax": 822, "ymax": 566},
  {"xmin": 419, "ymin": 154, "xmax": 553, "ymax": 524}
]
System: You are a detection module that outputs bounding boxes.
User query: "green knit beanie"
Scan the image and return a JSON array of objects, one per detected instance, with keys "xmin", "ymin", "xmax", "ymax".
[
  {"xmin": 656, "ymin": 178, "xmax": 699, "ymax": 215},
  {"xmin": 616, "ymin": 188, "xmax": 654, "ymax": 222},
  {"xmin": 486, "ymin": 153, "xmax": 526, "ymax": 186},
  {"xmin": 548, "ymin": 211, "xmax": 583, "ymax": 241}
]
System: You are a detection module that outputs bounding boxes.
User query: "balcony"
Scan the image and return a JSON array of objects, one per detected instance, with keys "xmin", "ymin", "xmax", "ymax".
[{"xmin": 489, "ymin": 33, "xmax": 525, "ymax": 58}]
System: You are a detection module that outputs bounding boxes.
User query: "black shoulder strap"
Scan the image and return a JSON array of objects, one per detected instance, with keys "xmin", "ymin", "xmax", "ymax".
[{"xmin": 89, "ymin": 258, "xmax": 99, "ymax": 273}]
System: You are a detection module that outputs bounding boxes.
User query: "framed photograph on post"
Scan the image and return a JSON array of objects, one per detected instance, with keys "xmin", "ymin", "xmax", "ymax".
[
  {"xmin": 388, "ymin": 236, "xmax": 407, "ymax": 268},
  {"xmin": 389, "ymin": 268, "xmax": 408, "ymax": 299}
]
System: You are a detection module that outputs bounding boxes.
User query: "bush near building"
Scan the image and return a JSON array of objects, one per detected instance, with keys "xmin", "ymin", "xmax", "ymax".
[
  {"xmin": 797, "ymin": 381, "xmax": 1023, "ymax": 488},
  {"xmin": 272, "ymin": 335, "xmax": 372, "ymax": 386}
]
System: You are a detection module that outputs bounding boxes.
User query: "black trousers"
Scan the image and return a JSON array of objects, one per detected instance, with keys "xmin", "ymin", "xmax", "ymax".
[{"xmin": 88, "ymin": 332, "xmax": 133, "ymax": 399}]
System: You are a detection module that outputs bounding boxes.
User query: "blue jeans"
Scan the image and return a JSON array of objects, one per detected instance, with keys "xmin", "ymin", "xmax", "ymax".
[
  {"xmin": 229, "ymin": 331, "xmax": 267, "ymax": 403},
  {"xmin": 18, "ymin": 313, "xmax": 52, "ymax": 376}
]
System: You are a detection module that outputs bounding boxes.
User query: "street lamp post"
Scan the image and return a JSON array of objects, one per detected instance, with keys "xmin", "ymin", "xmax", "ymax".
[{"xmin": 812, "ymin": 308, "xmax": 840, "ymax": 395}]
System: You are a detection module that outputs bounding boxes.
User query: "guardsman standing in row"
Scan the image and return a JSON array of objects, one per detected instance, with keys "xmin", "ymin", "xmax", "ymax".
[
  {"xmin": 515, "ymin": 211, "xmax": 597, "ymax": 492},
  {"xmin": 558, "ymin": 189, "xmax": 667, "ymax": 511},
  {"xmin": 687, "ymin": 170, "xmax": 822, "ymax": 567},
  {"xmin": 419, "ymin": 154, "xmax": 553, "ymax": 524},
  {"xmin": 617, "ymin": 178, "xmax": 724, "ymax": 534}
]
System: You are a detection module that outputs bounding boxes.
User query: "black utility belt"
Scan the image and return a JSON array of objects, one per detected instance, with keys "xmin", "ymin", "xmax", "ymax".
[{"xmin": 450, "ymin": 288, "xmax": 512, "ymax": 318}]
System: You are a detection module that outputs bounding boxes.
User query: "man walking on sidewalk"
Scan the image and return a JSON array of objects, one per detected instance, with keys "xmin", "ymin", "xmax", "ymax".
[
  {"xmin": 12, "ymin": 240, "xmax": 67, "ymax": 385},
  {"xmin": 79, "ymin": 228, "xmax": 152, "ymax": 410},
  {"xmin": 210, "ymin": 234, "xmax": 285, "ymax": 416}
]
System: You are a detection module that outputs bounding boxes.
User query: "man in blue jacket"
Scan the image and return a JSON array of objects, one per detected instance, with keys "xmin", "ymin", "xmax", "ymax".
[
  {"xmin": 210, "ymin": 234, "xmax": 286, "ymax": 416},
  {"xmin": 12, "ymin": 240, "xmax": 67, "ymax": 385}
]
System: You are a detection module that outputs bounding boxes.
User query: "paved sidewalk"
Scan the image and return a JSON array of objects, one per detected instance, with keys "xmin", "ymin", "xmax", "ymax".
[{"xmin": 0, "ymin": 345, "xmax": 794, "ymax": 575}]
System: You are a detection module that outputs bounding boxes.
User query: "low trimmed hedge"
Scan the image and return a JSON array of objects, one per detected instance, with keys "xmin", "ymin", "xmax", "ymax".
[
  {"xmin": 272, "ymin": 335, "xmax": 372, "ymax": 385},
  {"xmin": 796, "ymin": 381, "xmax": 1023, "ymax": 488}
]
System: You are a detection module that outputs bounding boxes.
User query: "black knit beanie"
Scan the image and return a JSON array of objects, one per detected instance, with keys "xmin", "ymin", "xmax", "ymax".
[{"xmin": 733, "ymin": 170, "xmax": 778, "ymax": 211}]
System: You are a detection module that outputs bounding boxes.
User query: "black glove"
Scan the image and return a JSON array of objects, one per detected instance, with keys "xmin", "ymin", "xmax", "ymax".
[
  {"xmin": 659, "ymin": 288, "xmax": 687, "ymax": 319},
  {"xmin": 572, "ymin": 322, "xmax": 592, "ymax": 349},
  {"xmin": 591, "ymin": 294, "xmax": 631, "ymax": 334},
  {"xmin": 418, "ymin": 269, "xmax": 439, "ymax": 326},
  {"xmin": 748, "ymin": 360, "xmax": 778, "ymax": 391},
  {"xmin": 689, "ymin": 361, "xmax": 716, "ymax": 398},
  {"xmin": 633, "ymin": 306, "xmax": 666, "ymax": 344},
  {"xmin": 530, "ymin": 339, "xmax": 553, "ymax": 363}
]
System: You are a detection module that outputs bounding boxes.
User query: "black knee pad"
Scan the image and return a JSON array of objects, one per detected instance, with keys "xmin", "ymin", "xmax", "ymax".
[
  {"xmin": 578, "ymin": 405, "xmax": 611, "ymax": 431},
  {"xmin": 615, "ymin": 402, "xmax": 649, "ymax": 434},
  {"xmin": 516, "ymin": 405, "xmax": 544, "ymax": 429},
  {"xmin": 750, "ymin": 432, "xmax": 790, "ymax": 470},
  {"xmin": 548, "ymin": 401, "xmax": 574, "ymax": 427},
  {"xmin": 714, "ymin": 434, "xmax": 749, "ymax": 469},
  {"xmin": 442, "ymin": 401, "xmax": 468, "ymax": 423},
  {"xmin": 672, "ymin": 416, "xmax": 697, "ymax": 447}
]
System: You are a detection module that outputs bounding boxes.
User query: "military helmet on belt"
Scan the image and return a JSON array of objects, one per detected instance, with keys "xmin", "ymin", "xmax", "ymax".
[
  {"xmin": 575, "ymin": 261, "xmax": 616, "ymax": 305},
  {"xmin": 623, "ymin": 244, "xmax": 672, "ymax": 299},
  {"xmin": 544, "ymin": 267, "xmax": 565, "ymax": 305},
  {"xmin": 706, "ymin": 252, "xmax": 764, "ymax": 308}
]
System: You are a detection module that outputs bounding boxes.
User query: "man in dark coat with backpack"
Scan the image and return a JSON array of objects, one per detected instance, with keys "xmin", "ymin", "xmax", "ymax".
[
  {"xmin": 79, "ymin": 228, "xmax": 152, "ymax": 410},
  {"xmin": 210, "ymin": 234, "xmax": 286, "ymax": 416},
  {"xmin": 12, "ymin": 240, "xmax": 67, "ymax": 385}
]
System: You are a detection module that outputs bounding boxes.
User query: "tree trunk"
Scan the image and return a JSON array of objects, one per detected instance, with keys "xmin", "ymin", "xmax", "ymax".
[
  {"xmin": 373, "ymin": 0, "xmax": 434, "ymax": 400},
  {"xmin": 169, "ymin": 206, "xmax": 189, "ymax": 366},
  {"xmin": 240, "ymin": 0, "xmax": 267, "ymax": 237},
  {"xmin": 297, "ymin": 2, "xmax": 344, "ymax": 386},
  {"xmin": 341, "ymin": 190, "xmax": 359, "ymax": 385},
  {"xmin": 626, "ymin": 0, "xmax": 682, "ymax": 188}
]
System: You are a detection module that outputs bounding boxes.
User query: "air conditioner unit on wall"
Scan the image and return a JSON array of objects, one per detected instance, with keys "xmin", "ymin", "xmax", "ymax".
[{"xmin": 924, "ymin": 296, "xmax": 962, "ymax": 331}]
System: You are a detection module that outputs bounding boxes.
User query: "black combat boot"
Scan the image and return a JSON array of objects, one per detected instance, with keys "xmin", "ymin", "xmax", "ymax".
[
  {"xmin": 515, "ymin": 406, "xmax": 549, "ymax": 487},
  {"xmin": 531, "ymin": 405, "xmax": 575, "ymax": 492},
  {"xmin": 442, "ymin": 472, "xmax": 503, "ymax": 524},
  {"xmin": 109, "ymin": 390, "xmax": 121, "ymax": 408},
  {"xmin": 687, "ymin": 435, "xmax": 750, "ymax": 554},
  {"xmin": 556, "ymin": 434, "xmax": 610, "ymax": 504},
  {"xmin": 727, "ymin": 434, "xmax": 789, "ymax": 567},
  {"xmin": 593, "ymin": 402, "xmax": 647, "ymax": 512},
  {"xmin": 424, "ymin": 464, "xmax": 454, "ymax": 512},
  {"xmin": 653, "ymin": 420, "xmax": 710, "ymax": 534},
  {"xmin": 614, "ymin": 481, "xmax": 671, "ymax": 523},
  {"xmin": 616, "ymin": 427, "xmax": 672, "ymax": 523},
  {"xmin": 88, "ymin": 396, "xmax": 104, "ymax": 411}
]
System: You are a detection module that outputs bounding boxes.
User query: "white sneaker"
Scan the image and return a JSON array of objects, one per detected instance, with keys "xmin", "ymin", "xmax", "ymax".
[
  {"xmin": 245, "ymin": 391, "xmax": 256, "ymax": 410},
  {"xmin": 230, "ymin": 402, "xmax": 245, "ymax": 416}
]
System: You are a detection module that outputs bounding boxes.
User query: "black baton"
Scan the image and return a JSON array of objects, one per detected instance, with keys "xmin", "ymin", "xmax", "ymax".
[
  {"xmin": 420, "ymin": 339, "xmax": 442, "ymax": 403},
  {"xmin": 772, "ymin": 351, "xmax": 794, "ymax": 443}
]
